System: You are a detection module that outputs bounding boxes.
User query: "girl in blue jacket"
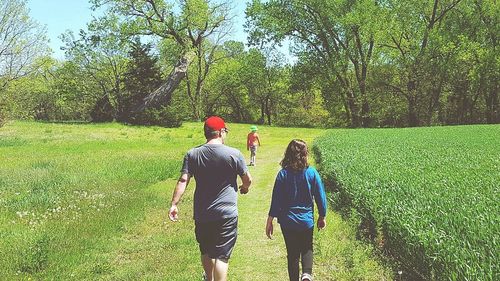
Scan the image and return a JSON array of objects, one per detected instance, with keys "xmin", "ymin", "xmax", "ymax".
[{"xmin": 266, "ymin": 139, "xmax": 327, "ymax": 281}]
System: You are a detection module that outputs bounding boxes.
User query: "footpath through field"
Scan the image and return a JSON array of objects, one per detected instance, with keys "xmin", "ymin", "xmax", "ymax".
[
  {"xmin": 229, "ymin": 131, "xmax": 303, "ymax": 280},
  {"xmin": 227, "ymin": 128, "xmax": 392, "ymax": 280}
]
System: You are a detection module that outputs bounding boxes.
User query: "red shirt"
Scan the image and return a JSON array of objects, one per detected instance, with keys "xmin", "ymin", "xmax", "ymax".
[{"xmin": 247, "ymin": 132, "xmax": 260, "ymax": 147}]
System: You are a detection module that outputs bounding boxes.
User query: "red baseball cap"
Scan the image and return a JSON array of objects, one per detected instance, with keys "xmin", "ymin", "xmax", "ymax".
[{"xmin": 204, "ymin": 116, "xmax": 227, "ymax": 131}]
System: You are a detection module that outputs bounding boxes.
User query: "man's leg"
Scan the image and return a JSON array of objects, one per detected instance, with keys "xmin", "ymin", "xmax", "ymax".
[
  {"xmin": 213, "ymin": 258, "xmax": 229, "ymax": 281},
  {"xmin": 201, "ymin": 254, "xmax": 215, "ymax": 281}
]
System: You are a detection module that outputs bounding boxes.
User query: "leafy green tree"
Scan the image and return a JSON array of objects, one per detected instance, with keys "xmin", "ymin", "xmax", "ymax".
[
  {"xmin": 445, "ymin": 0, "xmax": 499, "ymax": 124},
  {"xmin": 60, "ymin": 17, "xmax": 130, "ymax": 122},
  {"xmin": 2, "ymin": 57, "xmax": 97, "ymax": 122},
  {"xmin": 202, "ymin": 41, "xmax": 252, "ymax": 122},
  {"xmin": 246, "ymin": 0, "xmax": 382, "ymax": 127},
  {"xmin": 90, "ymin": 0, "xmax": 232, "ymax": 117},
  {"xmin": 117, "ymin": 40, "xmax": 181, "ymax": 126},
  {"xmin": 239, "ymin": 48, "xmax": 287, "ymax": 125},
  {"xmin": 275, "ymin": 60, "xmax": 330, "ymax": 128},
  {"xmin": 49, "ymin": 60, "xmax": 97, "ymax": 121},
  {"xmin": 0, "ymin": 0, "xmax": 49, "ymax": 125},
  {"xmin": 0, "ymin": 0, "xmax": 49, "ymax": 89},
  {"xmin": 380, "ymin": 0, "xmax": 463, "ymax": 126}
]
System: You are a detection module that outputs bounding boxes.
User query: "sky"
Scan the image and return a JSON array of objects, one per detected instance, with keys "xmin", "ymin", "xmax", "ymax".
[{"xmin": 26, "ymin": 0, "xmax": 256, "ymax": 60}]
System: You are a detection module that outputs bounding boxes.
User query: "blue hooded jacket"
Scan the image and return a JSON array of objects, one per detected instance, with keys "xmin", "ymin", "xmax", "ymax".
[{"xmin": 269, "ymin": 166, "xmax": 327, "ymax": 230}]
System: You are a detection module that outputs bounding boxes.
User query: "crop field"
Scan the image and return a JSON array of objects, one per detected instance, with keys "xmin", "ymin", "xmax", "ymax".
[{"xmin": 313, "ymin": 125, "xmax": 500, "ymax": 280}]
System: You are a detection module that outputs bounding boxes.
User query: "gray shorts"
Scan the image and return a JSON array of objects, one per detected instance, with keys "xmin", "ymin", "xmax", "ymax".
[
  {"xmin": 195, "ymin": 217, "xmax": 238, "ymax": 260},
  {"xmin": 250, "ymin": 145, "xmax": 257, "ymax": 155}
]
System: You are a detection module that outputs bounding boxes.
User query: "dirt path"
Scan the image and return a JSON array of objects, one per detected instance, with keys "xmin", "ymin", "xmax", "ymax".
[{"xmin": 230, "ymin": 138, "xmax": 290, "ymax": 280}]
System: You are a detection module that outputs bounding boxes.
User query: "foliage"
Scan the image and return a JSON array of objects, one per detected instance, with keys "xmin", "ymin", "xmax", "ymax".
[
  {"xmin": 245, "ymin": 0, "xmax": 498, "ymax": 127},
  {"xmin": 1, "ymin": 0, "xmax": 497, "ymax": 128},
  {"xmin": 60, "ymin": 16, "xmax": 130, "ymax": 122},
  {"xmin": 246, "ymin": 0, "xmax": 382, "ymax": 127},
  {"xmin": 2, "ymin": 57, "xmax": 97, "ymax": 122},
  {"xmin": 90, "ymin": 0, "xmax": 233, "ymax": 119},
  {"xmin": 314, "ymin": 125, "xmax": 500, "ymax": 280},
  {"xmin": 118, "ymin": 41, "xmax": 162, "ymax": 124},
  {"xmin": 0, "ymin": 0, "xmax": 49, "ymax": 90}
]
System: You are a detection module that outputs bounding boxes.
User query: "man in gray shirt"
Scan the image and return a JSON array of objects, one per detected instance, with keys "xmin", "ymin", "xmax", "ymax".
[{"xmin": 169, "ymin": 116, "xmax": 252, "ymax": 281}]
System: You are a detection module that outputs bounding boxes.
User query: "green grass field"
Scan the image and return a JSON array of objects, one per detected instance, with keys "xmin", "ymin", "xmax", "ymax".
[
  {"xmin": 314, "ymin": 125, "xmax": 500, "ymax": 280},
  {"xmin": 0, "ymin": 121, "xmax": 391, "ymax": 280}
]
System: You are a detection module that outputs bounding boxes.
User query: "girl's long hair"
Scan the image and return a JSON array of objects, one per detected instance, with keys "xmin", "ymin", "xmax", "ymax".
[{"xmin": 280, "ymin": 139, "xmax": 309, "ymax": 170}]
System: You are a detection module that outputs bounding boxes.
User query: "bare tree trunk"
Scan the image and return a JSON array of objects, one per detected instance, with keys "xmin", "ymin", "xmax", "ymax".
[
  {"xmin": 265, "ymin": 97, "xmax": 272, "ymax": 125},
  {"xmin": 133, "ymin": 52, "xmax": 193, "ymax": 113},
  {"xmin": 260, "ymin": 102, "xmax": 265, "ymax": 124},
  {"xmin": 407, "ymin": 78, "xmax": 419, "ymax": 127},
  {"xmin": 486, "ymin": 86, "xmax": 499, "ymax": 123},
  {"xmin": 346, "ymin": 90, "xmax": 360, "ymax": 127},
  {"xmin": 427, "ymin": 77, "xmax": 444, "ymax": 125}
]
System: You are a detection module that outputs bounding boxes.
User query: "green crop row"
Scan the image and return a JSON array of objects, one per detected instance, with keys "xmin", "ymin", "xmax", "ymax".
[{"xmin": 313, "ymin": 125, "xmax": 500, "ymax": 280}]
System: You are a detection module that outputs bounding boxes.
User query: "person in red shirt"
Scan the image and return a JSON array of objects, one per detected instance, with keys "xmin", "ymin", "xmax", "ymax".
[{"xmin": 246, "ymin": 125, "xmax": 261, "ymax": 166}]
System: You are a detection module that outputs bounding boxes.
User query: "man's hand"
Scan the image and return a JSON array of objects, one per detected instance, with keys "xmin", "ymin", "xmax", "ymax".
[
  {"xmin": 266, "ymin": 216, "xmax": 274, "ymax": 239},
  {"xmin": 169, "ymin": 205, "xmax": 179, "ymax": 221},
  {"xmin": 317, "ymin": 216, "xmax": 326, "ymax": 230},
  {"xmin": 239, "ymin": 185, "xmax": 249, "ymax": 194},
  {"xmin": 239, "ymin": 172, "xmax": 252, "ymax": 194}
]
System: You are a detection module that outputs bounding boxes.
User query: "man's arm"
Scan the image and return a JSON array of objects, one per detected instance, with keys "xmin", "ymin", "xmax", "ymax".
[
  {"xmin": 239, "ymin": 171, "xmax": 252, "ymax": 194},
  {"xmin": 168, "ymin": 173, "xmax": 191, "ymax": 221}
]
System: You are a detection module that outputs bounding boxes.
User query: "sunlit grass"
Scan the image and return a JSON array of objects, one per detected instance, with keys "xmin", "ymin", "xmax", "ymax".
[
  {"xmin": 0, "ymin": 121, "xmax": 393, "ymax": 280},
  {"xmin": 0, "ymin": 121, "xmax": 201, "ymax": 279}
]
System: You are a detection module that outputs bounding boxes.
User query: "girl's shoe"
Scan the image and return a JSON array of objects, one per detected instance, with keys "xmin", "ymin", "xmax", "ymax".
[{"xmin": 301, "ymin": 273, "xmax": 313, "ymax": 281}]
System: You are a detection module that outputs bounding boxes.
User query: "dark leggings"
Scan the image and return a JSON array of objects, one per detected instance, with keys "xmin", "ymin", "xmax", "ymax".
[{"xmin": 281, "ymin": 227, "xmax": 313, "ymax": 281}]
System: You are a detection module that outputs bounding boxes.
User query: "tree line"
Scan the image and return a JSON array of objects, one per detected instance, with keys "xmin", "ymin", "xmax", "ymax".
[{"xmin": 0, "ymin": 0, "xmax": 498, "ymax": 128}]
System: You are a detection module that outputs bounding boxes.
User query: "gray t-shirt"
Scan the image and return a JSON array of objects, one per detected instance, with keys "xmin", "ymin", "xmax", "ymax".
[{"xmin": 181, "ymin": 143, "xmax": 248, "ymax": 222}]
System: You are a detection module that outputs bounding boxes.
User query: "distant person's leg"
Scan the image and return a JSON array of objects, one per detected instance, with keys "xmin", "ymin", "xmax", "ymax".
[
  {"xmin": 250, "ymin": 146, "xmax": 256, "ymax": 165},
  {"xmin": 281, "ymin": 227, "xmax": 301, "ymax": 281}
]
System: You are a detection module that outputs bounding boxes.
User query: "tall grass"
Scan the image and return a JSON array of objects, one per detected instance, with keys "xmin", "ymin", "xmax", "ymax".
[{"xmin": 0, "ymin": 121, "xmax": 203, "ymax": 279}]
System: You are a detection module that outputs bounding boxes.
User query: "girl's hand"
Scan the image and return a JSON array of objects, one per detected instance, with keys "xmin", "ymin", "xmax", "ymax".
[
  {"xmin": 266, "ymin": 216, "xmax": 274, "ymax": 239},
  {"xmin": 317, "ymin": 216, "xmax": 326, "ymax": 230}
]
